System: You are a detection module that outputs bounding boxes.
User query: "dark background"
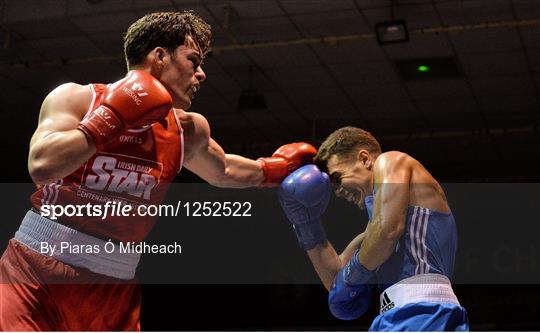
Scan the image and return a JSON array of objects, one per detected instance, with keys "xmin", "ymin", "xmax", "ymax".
[{"xmin": 1, "ymin": 0, "xmax": 540, "ymax": 330}]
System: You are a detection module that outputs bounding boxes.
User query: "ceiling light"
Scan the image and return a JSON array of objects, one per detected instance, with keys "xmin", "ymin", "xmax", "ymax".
[{"xmin": 374, "ymin": 20, "xmax": 409, "ymax": 45}]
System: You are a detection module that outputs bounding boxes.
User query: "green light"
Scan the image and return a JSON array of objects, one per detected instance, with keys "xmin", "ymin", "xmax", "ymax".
[{"xmin": 417, "ymin": 65, "xmax": 431, "ymax": 73}]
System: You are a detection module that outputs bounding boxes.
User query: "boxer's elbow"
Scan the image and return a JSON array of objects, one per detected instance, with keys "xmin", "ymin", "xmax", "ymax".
[{"xmin": 28, "ymin": 156, "xmax": 57, "ymax": 185}]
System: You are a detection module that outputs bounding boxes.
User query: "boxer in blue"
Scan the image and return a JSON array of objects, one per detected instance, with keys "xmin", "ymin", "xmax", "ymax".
[{"xmin": 279, "ymin": 127, "xmax": 469, "ymax": 331}]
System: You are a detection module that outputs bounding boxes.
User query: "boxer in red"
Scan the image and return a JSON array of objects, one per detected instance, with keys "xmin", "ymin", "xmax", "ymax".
[{"xmin": 0, "ymin": 11, "xmax": 316, "ymax": 331}]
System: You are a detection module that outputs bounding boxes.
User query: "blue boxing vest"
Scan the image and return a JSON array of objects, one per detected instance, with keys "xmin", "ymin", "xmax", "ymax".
[
  {"xmin": 364, "ymin": 195, "xmax": 457, "ymax": 287},
  {"xmin": 364, "ymin": 195, "xmax": 468, "ymax": 331}
]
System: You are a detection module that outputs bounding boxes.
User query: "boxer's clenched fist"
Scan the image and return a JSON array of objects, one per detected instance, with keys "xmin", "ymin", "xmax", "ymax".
[
  {"xmin": 78, "ymin": 70, "xmax": 172, "ymax": 150},
  {"xmin": 258, "ymin": 142, "xmax": 317, "ymax": 186}
]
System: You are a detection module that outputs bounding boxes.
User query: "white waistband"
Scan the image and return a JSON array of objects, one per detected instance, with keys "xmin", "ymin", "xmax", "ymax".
[
  {"xmin": 15, "ymin": 210, "xmax": 140, "ymax": 280},
  {"xmin": 379, "ymin": 274, "xmax": 460, "ymax": 314}
]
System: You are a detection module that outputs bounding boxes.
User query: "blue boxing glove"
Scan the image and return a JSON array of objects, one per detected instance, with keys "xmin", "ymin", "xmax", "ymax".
[
  {"xmin": 328, "ymin": 249, "xmax": 376, "ymax": 320},
  {"xmin": 278, "ymin": 164, "xmax": 331, "ymax": 250}
]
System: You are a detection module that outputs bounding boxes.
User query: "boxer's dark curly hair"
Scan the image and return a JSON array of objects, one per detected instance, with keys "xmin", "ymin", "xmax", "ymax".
[
  {"xmin": 124, "ymin": 11, "xmax": 212, "ymax": 68},
  {"xmin": 315, "ymin": 127, "xmax": 381, "ymax": 171}
]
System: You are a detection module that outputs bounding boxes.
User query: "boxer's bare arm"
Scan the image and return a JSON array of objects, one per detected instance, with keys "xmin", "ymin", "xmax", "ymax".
[
  {"xmin": 28, "ymin": 83, "xmax": 96, "ymax": 185},
  {"xmin": 307, "ymin": 232, "xmax": 366, "ymax": 291},
  {"xmin": 359, "ymin": 152, "xmax": 411, "ymax": 270},
  {"xmin": 179, "ymin": 111, "xmax": 264, "ymax": 188}
]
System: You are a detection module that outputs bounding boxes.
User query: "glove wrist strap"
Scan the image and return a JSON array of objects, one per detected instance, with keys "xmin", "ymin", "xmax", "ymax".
[
  {"xmin": 292, "ymin": 218, "xmax": 327, "ymax": 251},
  {"xmin": 78, "ymin": 106, "xmax": 124, "ymax": 151},
  {"xmin": 343, "ymin": 249, "xmax": 375, "ymax": 285},
  {"xmin": 257, "ymin": 157, "xmax": 288, "ymax": 187}
]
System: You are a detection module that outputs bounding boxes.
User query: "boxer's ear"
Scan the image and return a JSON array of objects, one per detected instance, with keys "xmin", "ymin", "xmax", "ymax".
[
  {"xmin": 149, "ymin": 47, "xmax": 167, "ymax": 76},
  {"xmin": 357, "ymin": 149, "xmax": 371, "ymax": 168},
  {"xmin": 154, "ymin": 47, "xmax": 167, "ymax": 61},
  {"xmin": 366, "ymin": 158, "xmax": 374, "ymax": 170}
]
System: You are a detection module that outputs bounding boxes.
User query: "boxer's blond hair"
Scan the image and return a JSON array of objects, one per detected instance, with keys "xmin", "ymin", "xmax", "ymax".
[
  {"xmin": 124, "ymin": 11, "xmax": 212, "ymax": 68},
  {"xmin": 315, "ymin": 127, "xmax": 381, "ymax": 170}
]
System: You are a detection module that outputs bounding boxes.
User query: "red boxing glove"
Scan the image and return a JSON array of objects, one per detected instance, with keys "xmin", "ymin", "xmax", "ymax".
[
  {"xmin": 258, "ymin": 142, "xmax": 317, "ymax": 186},
  {"xmin": 78, "ymin": 70, "xmax": 172, "ymax": 150}
]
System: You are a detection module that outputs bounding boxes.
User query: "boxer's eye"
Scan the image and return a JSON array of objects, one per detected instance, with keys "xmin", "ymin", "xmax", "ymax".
[
  {"xmin": 188, "ymin": 57, "xmax": 201, "ymax": 70},
  {"xmin": 330, "ymin": 172, "xmax": 342, "ymax": 185}
]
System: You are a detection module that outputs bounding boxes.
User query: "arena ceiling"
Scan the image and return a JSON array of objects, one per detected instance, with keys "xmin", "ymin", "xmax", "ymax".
[{"xmin": 1, "ymin": 0, "xmax": 539, "ymax": 181}]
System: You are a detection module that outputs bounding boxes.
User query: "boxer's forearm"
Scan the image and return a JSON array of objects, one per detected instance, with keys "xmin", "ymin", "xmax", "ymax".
[
  {"xmin": 200, "ymin": 154, "xmax": 264, "ymax": 188},
  {"xmin": 359, "ymin": 153, "xmax": 410, "ymax": 270},
  {"xmin": 29, "ymin": 129, "xmax": 96, "ymax": 184},
  {"xmin": 185, "ymin": 139, "xmax": 264, "ymax": 188},
  {"xmin": 220, "ymin": 154, "xmax": 265, "ymax": 187},
  {"xmin": 358, "ymin": 216, "xmax": 402, "ymax": 270},
  {"xmin": 307, "ymin": 242, "xmax": 343, "ymax": 291},
  {"xmin": 307, "ymin": 231, "xmax": 366, "ymax": 290}
]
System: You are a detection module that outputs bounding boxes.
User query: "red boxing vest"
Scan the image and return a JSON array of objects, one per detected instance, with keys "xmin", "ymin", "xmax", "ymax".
[{"xmin": 31, "ymin": 83, "xmax": 184, "ymax": 242}]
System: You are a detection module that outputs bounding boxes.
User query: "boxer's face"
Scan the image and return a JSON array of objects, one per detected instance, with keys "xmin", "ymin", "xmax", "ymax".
[
  {"xmin": 327, "ymin": 151, "xmax": 373, "ymax": 208},
  {"xmin": 159, "ymin": 35, "xmax": 206, "ymax": 109}
]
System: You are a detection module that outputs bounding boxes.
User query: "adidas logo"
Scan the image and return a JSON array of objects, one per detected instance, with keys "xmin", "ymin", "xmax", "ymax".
[{"xmin": 381, "ymin": 292, "xmax": 395, "ymax": 313}]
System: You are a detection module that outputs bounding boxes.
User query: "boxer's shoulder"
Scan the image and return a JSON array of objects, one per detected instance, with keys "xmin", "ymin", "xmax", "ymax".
[
  {"xmin": 175, "ymin": 110, "xmax": 210, "ymax": 141},
  {"xmin": 174, "ymin": 110, "xmax": 210, "ymax": 157},
  {"xmin": 374, "ymin": 151, "xmax": 413, "ymax": 173},
  {"xmin": 374, "ymin": 152, "xmax": 441, "ymax": 190},
  {"xmin": 42, "ymin": 83, "xmax": 93, "ymax": 119}
]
